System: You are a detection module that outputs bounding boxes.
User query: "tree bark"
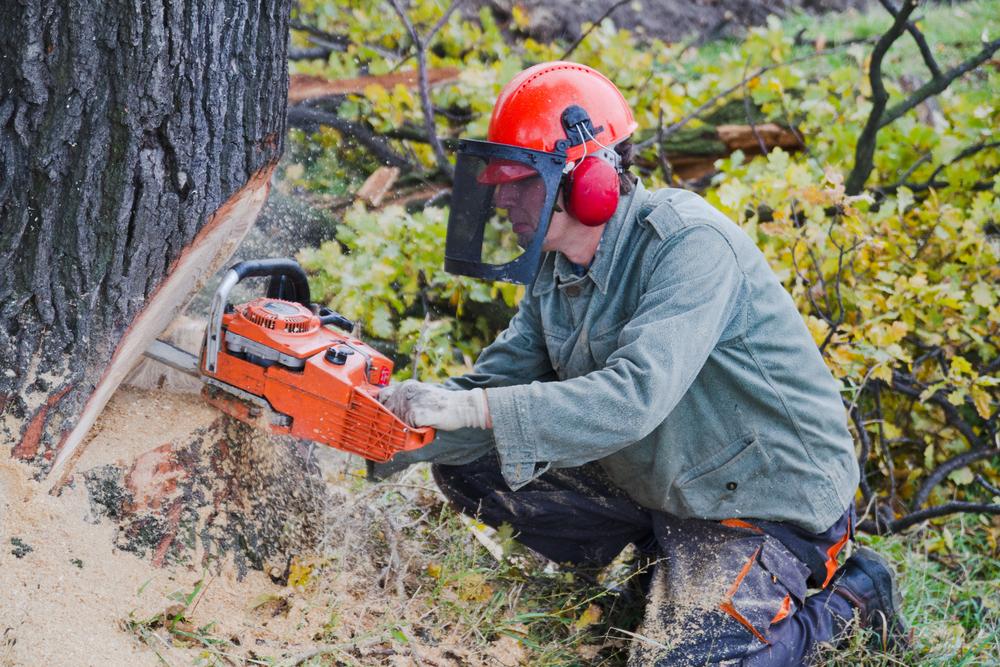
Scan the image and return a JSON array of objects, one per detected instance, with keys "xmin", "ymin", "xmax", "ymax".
[{"xmin": 0, "ymin": 0, "xmax": 292, "ymax": 477}]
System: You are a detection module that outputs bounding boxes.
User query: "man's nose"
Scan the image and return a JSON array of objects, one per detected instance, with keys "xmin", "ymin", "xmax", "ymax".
[{"xmin": 495, "ymin": 183, "xmax": 516, "ymax": 207}]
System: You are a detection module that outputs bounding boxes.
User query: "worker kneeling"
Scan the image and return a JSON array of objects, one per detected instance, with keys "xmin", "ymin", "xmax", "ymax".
[{"xmin": 377, "ymin": 62, "xmax": 906, "ymax": 665}]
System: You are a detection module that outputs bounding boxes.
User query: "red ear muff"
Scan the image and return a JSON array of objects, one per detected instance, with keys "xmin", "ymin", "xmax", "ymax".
[{"xmin": 564, "ymin": 155, "xmax": 620, "ymax": 226}]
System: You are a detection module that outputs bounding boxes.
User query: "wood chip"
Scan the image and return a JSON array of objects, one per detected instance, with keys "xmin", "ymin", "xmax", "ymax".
[{"xmin": 356, "ymin": 167, "xmax": 401, "ymax": 207}]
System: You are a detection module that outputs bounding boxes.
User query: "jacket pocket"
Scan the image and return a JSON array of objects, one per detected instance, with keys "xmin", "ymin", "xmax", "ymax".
[
  {"xmin": 588, "ymin": 317, "xmax": 629, "ymax": 366},
  {"xmin": 543, "ymin": 327, "xmax": 569, "ymax": 373},
  {"xmin": 675, "ymin": 433, "xmax": 772, "ymax": 517}
]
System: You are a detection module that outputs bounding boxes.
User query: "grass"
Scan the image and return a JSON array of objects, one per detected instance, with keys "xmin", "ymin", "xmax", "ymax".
[{"xmin": 119, "ymin": 462, "xmax": 998, "ymax": 666}]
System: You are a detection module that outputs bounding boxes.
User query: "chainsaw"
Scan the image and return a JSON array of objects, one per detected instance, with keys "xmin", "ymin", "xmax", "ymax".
[{"xmin": 145, "ymin": 258, "xmax": 435, "ymax": 461}]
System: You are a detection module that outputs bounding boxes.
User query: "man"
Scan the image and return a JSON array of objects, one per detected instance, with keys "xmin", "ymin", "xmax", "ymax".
[{"xmin": 377, "ymin": 62, "xmax": 905, "ymax": 665}]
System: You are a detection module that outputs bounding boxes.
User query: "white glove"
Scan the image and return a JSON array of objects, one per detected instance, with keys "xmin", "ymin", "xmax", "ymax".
[{"xmin": 378, "ymin": 380, "xmax": 491, "ymax": 431}]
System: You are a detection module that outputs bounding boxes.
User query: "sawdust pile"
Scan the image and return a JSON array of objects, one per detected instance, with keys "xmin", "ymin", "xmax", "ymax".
[{"xmin": 1, "ymin": 388, "xmax": 544, "ymax": 666}]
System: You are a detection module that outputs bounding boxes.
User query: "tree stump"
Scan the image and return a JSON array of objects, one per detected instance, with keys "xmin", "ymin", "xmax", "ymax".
[
  {"xmin": 0, "ymin": 0, "xmax": 293, "ymax": 484},
  {"xmin": 80, "ymin": 398, "xmax": 335, "ymax": 580}
]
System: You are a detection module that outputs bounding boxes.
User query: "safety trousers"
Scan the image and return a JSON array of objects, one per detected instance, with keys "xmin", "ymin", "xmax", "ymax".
[{"xmin": 432, "ymin": 454, "xmax": 856, "ymax": 666}]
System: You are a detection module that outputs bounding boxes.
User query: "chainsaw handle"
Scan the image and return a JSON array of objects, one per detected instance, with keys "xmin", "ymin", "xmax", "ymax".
[
  {"xmin": 204, "ymin": 259, "xmax": 312, "ymax": 374},
  {"xmin": 231, "ymin": 258, "xmax": 311, "ymax": 306}
]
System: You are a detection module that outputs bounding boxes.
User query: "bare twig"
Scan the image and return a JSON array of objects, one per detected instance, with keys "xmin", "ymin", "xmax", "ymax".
[
  {"xmin": 560, "ymin": 0, "xmax": 631, "ymax": 60},
  {"xmin": 877, "ymin": 501, "xmax": 1000, "ymax": 534},
  {"xmin": 890, "ymin": 369, "xmax": 984, "ymax": 451},
  {"xmin": 741, "ymin": 58, "xmax": 768, "ymax": 154},
  {"xmin": 912, "ymin": 447, "xmax": 1000, "ymax": 509},
  {"xmin": 873, "ymin": 384, "xmax": 897, "ymax": 505},
  {"xmin": 850, "ymin": 404, "xmax": 875, "ymax": 506},
  {"xmin": 976, "ymin": 474, "xmax": 1000, "ymax": 497},
  {"xmin": 847, "ymin": 0, "xmax": 1000, "ymax": 194},
  {"xmin": 844, "ymin": 0, "xmax": 917, "ymax": 195},
  {"xmin": 388, "ymin": 0, "xmax": 463, "ymax": 179},
  {"xmin": 655, "ymin": 107, "xmax": 675, "ymax": 185}
]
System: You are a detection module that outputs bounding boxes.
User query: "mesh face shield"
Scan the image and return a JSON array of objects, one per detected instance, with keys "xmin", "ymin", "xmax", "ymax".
[{"xmin": 445, "ymin": 140, "xmax": 567, "ymax": 284}]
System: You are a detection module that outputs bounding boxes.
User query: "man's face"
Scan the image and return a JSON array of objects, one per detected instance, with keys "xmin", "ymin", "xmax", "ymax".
[{"xmin": 494, "ymin": 175, "xmax": 547, "ymax": 248}]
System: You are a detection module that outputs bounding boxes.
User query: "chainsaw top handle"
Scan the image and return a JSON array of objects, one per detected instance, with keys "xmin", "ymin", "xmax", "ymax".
[
  {"xmin": 235, "ymin": 258, "xmax": 311, "ymax": 305},
  {"xmin": 204, "ymin": 258, "xmax": 312, "ymax": 373}
]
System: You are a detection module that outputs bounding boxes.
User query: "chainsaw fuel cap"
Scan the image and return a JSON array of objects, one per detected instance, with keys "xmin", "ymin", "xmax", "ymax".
[{"xmin": 325, "ymin": 346, "xmax": 355, "ymax": 365}]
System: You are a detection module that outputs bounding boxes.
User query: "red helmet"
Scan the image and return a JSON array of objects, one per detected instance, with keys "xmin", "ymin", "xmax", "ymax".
[
  {"xmin": 487, "ymin": 61, "xmax": 637, "ymax": 163},
  {"xmin": 446, "ymin": 63, "xmax": 637, "ymax": 284}
]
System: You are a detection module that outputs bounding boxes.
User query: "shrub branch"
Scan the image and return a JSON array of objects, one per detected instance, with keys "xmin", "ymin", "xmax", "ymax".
[
  {"xmin": 388, "ymin": 0, "xmax": 464, "ymax": 179},
  {"xmin": 844, "ymin": 0, "xmax": 917, "ymax": 195},
  {"xmin": 846, "ymin": 0, "xmax": 1000, "ymax": 194}
]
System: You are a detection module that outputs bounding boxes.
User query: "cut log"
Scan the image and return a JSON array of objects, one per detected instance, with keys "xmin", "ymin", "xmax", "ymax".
[
  {"xmin": 0, "ymin": 0, "xmax": 293, "ymax": 480},
  {"xmin": 716, "ymin": 123, "xmax": 801, "ymax": 152}
]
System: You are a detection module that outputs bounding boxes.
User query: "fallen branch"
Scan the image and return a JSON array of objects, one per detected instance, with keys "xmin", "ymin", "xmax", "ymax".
[
  {"xmin": 635, "ymin": 39, "xmax": 877, "ymax": 151},
  {"xmin": 288, "ymin": 68, "xmax": 460, "ymax": 105},
  {"xmin": 878, "ymin": 140, "xmax": 1000, "ymax": 194},
  {"xmin": 889, "ymin": 369, "xmax": 984, "ymax": 450},
  {"xmin": 911, "ymin": 446, "xmax": 1000, "ymax": 510},
  {"xmin": 286, "ymin": 107, "xmax": 417, "ymax": 171},
  {"xmin": 877, "ymin": 0, "xmax": 941, "ymax": 78},
  {"xmin": 877, "ymin": 37, "xmax": 1000, "ymax": 130},
  {"xmin": 846, "ymin": 0, "xmax": 1000, "ymax": 193}
]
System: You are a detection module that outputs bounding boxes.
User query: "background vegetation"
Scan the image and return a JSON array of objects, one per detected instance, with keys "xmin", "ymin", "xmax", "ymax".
[{"xmin": 267, "ymin": 0, "xmax": 999, "ymax": 663}]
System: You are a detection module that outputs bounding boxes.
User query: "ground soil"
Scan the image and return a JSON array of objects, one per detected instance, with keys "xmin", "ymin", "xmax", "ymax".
[{"xmin": 472, "ymin": 0, "xmax": 871, "ymax": 44}]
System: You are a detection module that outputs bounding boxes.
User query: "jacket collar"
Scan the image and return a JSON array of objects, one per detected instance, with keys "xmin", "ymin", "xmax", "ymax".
[{"xmin": 531, "ymin": 180, "xmax": 652, "ymax": 297}]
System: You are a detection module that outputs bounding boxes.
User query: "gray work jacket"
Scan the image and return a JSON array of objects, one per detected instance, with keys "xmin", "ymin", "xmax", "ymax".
[{"xmin": 397, "ymin": 181, "xmax": 859, "ymax": 533}]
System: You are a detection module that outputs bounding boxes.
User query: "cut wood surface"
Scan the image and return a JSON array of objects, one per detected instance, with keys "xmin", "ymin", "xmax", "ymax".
[
  {"xmin": 288, "ymin": 67, "xmax": 460, "ymax": 104},
  {"xmin": 356, "ymin": 166, "xmax": 402, "ymax": 207}
]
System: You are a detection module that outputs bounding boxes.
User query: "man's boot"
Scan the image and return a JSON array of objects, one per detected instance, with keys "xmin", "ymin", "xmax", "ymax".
[{"xmin": 830, "ymin": 546, "xmax": 910, "ymax": 651}]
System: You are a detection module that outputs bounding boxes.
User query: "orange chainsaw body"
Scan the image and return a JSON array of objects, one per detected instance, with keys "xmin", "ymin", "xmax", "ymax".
[{"xmin": 200, "ymin": 297, "xmax": 434, "ymax": 461}]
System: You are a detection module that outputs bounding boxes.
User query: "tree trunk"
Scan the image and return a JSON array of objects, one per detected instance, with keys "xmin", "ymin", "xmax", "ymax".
[{"xmin": 0, "ymin": 0, "xmax": 292, "ymax": 480}]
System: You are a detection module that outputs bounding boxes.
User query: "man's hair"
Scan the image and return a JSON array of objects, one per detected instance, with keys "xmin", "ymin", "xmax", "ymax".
[{"xmin": 615, "ymin": 139, "xmax": 637, "ymax": 195}]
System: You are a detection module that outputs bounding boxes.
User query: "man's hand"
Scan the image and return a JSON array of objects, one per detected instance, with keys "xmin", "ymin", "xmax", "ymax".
[{"xmin": 378, "ymin": 380, "xmax": 491, "ymax": 431}]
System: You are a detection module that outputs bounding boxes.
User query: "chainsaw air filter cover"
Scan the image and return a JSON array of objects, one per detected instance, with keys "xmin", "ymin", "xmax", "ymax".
[{"xmin": 239, "ymin": 298, "xmax": 320, "ymax": 334}]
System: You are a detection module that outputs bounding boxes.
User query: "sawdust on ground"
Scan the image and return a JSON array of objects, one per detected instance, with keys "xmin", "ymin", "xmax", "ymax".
[
  {"xmin": 0, "ymin": 390, "xmax": 311, "ymax": 666},
  {"xmin": 2, "ymin": 388, "xmax": 540, "ymax": 667}
]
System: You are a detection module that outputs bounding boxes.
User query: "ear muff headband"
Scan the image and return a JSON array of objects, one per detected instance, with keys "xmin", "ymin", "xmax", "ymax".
[{"xmin": 558, "ymin": 110, "xmax": 622, "ymax": 227}]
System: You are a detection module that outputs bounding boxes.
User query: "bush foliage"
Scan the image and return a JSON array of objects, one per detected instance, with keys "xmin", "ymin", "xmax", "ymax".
[{"xmin": 288, "ymin": 0, "xmax": 999, "ymax": 529}]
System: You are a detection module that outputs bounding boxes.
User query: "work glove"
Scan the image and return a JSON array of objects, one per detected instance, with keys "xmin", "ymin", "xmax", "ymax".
[{"xmin": 378, "ymin": 380, "xmax": 491, "ymax": 431}]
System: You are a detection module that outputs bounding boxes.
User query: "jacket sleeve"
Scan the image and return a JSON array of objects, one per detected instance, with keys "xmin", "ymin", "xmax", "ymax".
[
  {"xmin": 486, "ymin": 224, "xmax": 747, "ymax": 489},
  {"xmin": 385, "ymin": 288, "xmax": 556, "ymax": 468}
]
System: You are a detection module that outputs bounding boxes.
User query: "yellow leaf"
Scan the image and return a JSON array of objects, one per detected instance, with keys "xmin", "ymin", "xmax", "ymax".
[
  {"xmin": 288, "ymin": 561, "xmax": 313, "ymax": 588},
  {"xmin": 574, "ymin": 603, "xmax": 603, "ymax": 630},
  {"xmin": 426, "ymin": 562, "xmax": 442, "ymax": 579},
  {"xmin": 950, "ymin": 356, "xmax": 973, "ymax": 376},
  {"xmin": 456, "ymin": 573, "xmax": 493, "ymax": 602},
  {"xmin": 971, "ymin": 282, "xmax": 994, "ymax": 308},
  {"xmin": 871, "ymin": 364, "xmax": 893, "ymax": 383},
  {"xmin": 971, "ymin": 386, "xmax": 992, "ymax": 419},
  {"xmin": 805, "ymin": 316, "xmax": 830, "ymax": 347}
]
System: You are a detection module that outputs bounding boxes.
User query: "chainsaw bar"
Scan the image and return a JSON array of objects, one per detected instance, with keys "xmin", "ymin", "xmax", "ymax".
[{"xmin": 144, "ymin": 338, "xmax": 200, "ymax": 378}]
